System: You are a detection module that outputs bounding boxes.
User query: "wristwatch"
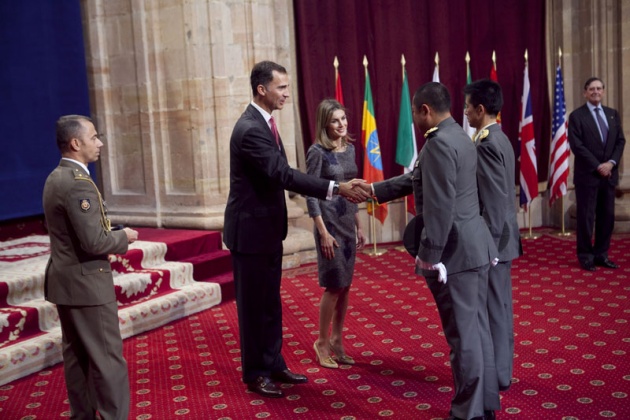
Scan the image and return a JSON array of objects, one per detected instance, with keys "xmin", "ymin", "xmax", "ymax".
[{"xmin": 332, "ymin": 182, "xmax": 340, "ymax": 195}]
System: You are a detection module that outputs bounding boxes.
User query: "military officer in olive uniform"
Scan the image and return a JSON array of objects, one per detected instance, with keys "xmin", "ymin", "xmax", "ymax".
[{"xmin": 43, "ymin": 115, "xmax": 138, "ymax": 420}]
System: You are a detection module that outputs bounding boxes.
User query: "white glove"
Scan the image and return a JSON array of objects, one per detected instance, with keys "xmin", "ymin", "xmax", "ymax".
[
  {"xmin": 491, "ymin": 257, "xmax": 499, "ymax": 267},
  {"xmin": 435, "ymin": 262, "xmax": 447, "ymax": 284},
  {"xmin": 415, "ymin": 257, "xmax": 448, "ymax": 284}
]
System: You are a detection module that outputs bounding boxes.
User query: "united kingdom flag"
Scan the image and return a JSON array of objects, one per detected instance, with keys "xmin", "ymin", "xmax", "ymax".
[{"xmin": 518, "ymin": 60, "xmax": 538, "ymax": 210}]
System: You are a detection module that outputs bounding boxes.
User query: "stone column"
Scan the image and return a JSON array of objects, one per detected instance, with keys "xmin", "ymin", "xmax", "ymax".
[{"xmin": 81, "ymin": 0, "xmax": 304, "ymax": 231}]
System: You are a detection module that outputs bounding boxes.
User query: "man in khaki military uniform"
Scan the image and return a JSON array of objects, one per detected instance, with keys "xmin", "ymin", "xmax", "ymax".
[{"xmin": 43, "ymin": 115, "xmax": 138, "ymax": 419}]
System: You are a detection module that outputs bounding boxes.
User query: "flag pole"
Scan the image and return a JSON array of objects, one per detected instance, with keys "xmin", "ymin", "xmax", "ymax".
[
  {"xmin": 396, "ymin": 54, "xmax": 409, "ymax": 252},
  {"xmin": 362, "ymin": 55, "xmax": 386, "ymax": 257},
  {"xmin": 552, "ymin": 47, "xmax": 572, "ymax": 237},
  {"xmin": 520, "ymin": 50, "xmax": 540, "ymax": 240},
  {"xmin": 521, "ymin": 200, "xmax": 541, "ymax": 240}
]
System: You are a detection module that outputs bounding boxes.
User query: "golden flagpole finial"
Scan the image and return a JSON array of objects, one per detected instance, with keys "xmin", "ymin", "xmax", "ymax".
[
  {"xmin": 434, "ymin": 52, "xmax": 439, "ymax": 66},
  {"xmin": 363, "ymin": 55, "xmax": 368, "ymax": 68},
  {"xmin": 558, "ymin": 47, "xmax": 563, "ymax": 68},
  {"xmin": 401, "ymin": 54, "xmax": 406, "ymax": 79},
  {"xmin": 465, "ymin": 51, "xmax": 470, "ymax": 64},
  {"xmin": 492, "ymin": 50, "xmax": 496, "ymax": 65},
  {"xmin": 334, "ymin": 56, "xmax": 339, "ymax": 69},
  {"xmin": 524, "ymin": 49, "xmax": 528, "ymax": 62}
]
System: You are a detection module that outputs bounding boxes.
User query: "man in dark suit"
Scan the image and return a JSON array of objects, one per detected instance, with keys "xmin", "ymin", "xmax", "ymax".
[
  {"xmin": 464, "ymin": 79, "xmax": 522, "ymax": 392},
  {"xmin": 223, "ymin": 61, "xmax": 368, "ymax": 398},
  {"xmin": 358, "ymin": 82, "xmax": 500, "ymax": 420},
  {"xmin": 568, "ymin": 77, "xmax": 625, "ymax": 271},
  {"xmin": 43, "ymin": 115, "xmax": 138, "ymax": 419}
]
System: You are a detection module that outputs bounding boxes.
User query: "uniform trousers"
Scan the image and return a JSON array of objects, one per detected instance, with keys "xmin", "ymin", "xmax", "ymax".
[
  {"xmin": 57, "ymin": 301, "xmax": 129, "ymax": 420},
  {"xmin": 487, "ymin": 261, "xmax": 514, "ymax": 389},
  {"xmin": 425, "ymin": 264, "xmax": 500, "ymax": 420}
]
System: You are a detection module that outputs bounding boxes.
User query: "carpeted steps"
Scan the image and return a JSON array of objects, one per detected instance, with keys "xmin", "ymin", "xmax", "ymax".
[{"xmin": 0, "ymin": 228, "xmax": 232, "ymax": 385}]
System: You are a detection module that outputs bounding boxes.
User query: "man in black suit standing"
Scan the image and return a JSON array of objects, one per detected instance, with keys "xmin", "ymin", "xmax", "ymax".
[
  {"xmin": 223, "ymin": 61, "xmax": 368, "ymax": 398},
  {"xmin": 568, "ymin": 77, "xmax": 625, "ymax": 271}
]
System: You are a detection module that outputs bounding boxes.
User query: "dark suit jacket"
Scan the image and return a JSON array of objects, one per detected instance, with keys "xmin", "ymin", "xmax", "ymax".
[
  {"xmin": 568, "ymin": 103, "xmax": 625, "ymax": 187},
  {"xmin": 43, "ymin": 159, "xmax": 128, "ymax": 306},
  {"xmin": 373, "ymin": 117, "xmax": 497, "ymax": 275},
  {"xmin": 476, "ymin": 124, "xmax": 522, "ymax": 262},
  {"xmin": 223, "ymin": 104, "xmax": 329, "ymax": 254}
]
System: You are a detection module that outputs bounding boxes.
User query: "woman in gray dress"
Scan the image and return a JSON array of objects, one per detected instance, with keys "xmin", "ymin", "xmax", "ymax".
[{"xmin": 307, "ymin": 99, "xmax": 366, "ymax": 369}]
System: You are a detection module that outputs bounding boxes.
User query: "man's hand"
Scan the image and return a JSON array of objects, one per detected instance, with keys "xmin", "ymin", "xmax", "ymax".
[
  {"xmin": 415, "ymin": 257, "xmax": 448, "ymax": 284},
  {"xmin": 124, "ymin": 228, "xmax": 139, "ymax": 244},
  {"xmin": 339, "ymin": 179, "xmax": 372, "ymax": 203},
  {"xmin": 597, "ymin": 161, "xmax": 614, "ymax": 178}
]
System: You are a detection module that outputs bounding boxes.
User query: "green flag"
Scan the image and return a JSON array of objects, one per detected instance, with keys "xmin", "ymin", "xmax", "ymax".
[{"xmin": 395, "ymin": 69, "xmax": 417, "ymax": 172}]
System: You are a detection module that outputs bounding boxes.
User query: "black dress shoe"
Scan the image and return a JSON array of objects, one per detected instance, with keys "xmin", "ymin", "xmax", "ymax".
[
  {"xmin": 271, "ymin": 369, "xmax": 308, "ymax": 384},
  {"xmin": 246, "ymin": 376, "xmax": 283, "ymax": 398},
  {"xmin": 580, "ymin": 260, "xmax": 596, "ymax": 271},
  {"xmin": 594, "ymin": 258, "xmax": 619, "ymax": 269}
]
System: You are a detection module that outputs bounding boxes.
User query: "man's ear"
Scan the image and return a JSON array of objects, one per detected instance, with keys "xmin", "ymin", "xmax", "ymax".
[
  {"xmin": 70, "ymin": 138, "xmax": 81, "ymax": 151},
  {"xmin": 257, "ymin": 84, "xmax": 266, "ymax": 97}
]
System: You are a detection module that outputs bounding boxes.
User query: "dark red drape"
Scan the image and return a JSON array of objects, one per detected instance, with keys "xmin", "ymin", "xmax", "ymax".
[{"xmin": 294, "ymin": 0, "xmax": 550, "ymax": 185}]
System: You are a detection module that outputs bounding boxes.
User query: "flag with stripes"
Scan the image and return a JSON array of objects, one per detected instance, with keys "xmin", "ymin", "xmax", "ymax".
[
  {"xmin": 395, "ymin": 68, "xmax": 417, "ymax": 215},
  {"xmin": 362, "ymin": 70, "xmax": 388, "ymax": 224},
  {"xmin": 462, "ymin": 55, "xmax": 475, "ymax": 138},
  {"xmin": 518, "ymin": 61, "xmax": 538, "ymax": 210},
  {"xmin": 548, "ymin": 65, "xmax": 570, "ymax": 206}
]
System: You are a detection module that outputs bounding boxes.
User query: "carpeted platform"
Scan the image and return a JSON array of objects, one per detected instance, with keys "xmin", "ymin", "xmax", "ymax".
[
  {"xmin": 0, "ymin": 227, "xmax": 231, "ymax": 385},
  {"xmin": 1, "ymin": 229, "xmax": 628, "ymax": 419}
]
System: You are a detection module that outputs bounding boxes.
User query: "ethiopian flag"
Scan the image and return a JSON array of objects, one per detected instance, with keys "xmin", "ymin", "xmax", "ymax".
[{"xmin": 362, "ymin": 70, "xmax": 387, "ymax": 224}]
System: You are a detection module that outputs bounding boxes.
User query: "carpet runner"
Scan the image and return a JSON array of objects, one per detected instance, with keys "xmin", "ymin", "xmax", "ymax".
[
  {"xmin": 0, "ymin": 228, "xmax": 231, "ymax": 386},
  {"xmin": 0, "ymin": 229, "xmax": 628, "ymax": 419}
]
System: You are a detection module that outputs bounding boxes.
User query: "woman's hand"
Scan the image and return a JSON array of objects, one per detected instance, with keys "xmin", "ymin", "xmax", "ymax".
[
  {"xmin": 321, "ymin": 231, "xmax": 339, "ymax": 260},
  {"xmin": 356, "ymin": 227, "xmax": 366, "ymax": 250}
]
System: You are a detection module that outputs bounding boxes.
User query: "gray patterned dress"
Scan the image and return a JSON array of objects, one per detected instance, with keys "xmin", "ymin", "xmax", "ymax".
[{"xmin": 306, "ymin": 143, "xmax": 359, "ymax": 288}]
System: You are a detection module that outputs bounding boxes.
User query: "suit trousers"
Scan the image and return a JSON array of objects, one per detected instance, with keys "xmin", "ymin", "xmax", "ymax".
[
  {"xmin": 232, "ymin": 249, "xmax": 288, "ymax": 383},
  {"xmin": 425, "ymin": 264, "xmax": 500, "ymax": 420},
  {"xmin": 575, "ymin": 178, "xmax": 616, "ymax": 262},
  {"xmin": 57, "ymin": 302, "xmax": 130, "ymax": 420},
  {"xmin": 487, "ymin": 261, "xmax": 514, "ymax": 389}
]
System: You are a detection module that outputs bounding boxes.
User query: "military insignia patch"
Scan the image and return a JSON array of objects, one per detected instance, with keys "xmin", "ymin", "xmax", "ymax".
[{"xmin": 79, "ymin": 199, "xmax": 91, "ymax": 212}]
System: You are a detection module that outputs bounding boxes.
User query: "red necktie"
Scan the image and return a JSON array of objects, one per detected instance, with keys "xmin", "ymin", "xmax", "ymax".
[{"xmin": 269, "ymin": 116, "xmax": 280, "ymax": 148}]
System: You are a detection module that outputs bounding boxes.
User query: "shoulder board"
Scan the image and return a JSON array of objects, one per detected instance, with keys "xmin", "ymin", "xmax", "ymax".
[
  {"xmin": 478, "ymin": 129, "xmax": 489, "ymax": 141},
  {"xmin": 424, "ymin": 127, "xmax": 438, "ymax": 139}
]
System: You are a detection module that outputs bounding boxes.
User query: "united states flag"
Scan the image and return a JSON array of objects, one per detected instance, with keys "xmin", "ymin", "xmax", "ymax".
[
  {"xmin": 518, "ymin": 61, "xmax": 538, "ymax": 209},
  {"xmin": 548, "ymin": 65, "xmax": 570, "ymax": 206}
]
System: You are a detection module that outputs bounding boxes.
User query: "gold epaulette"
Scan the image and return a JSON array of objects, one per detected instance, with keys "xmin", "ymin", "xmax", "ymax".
[
  {"xmin": 424, "ymin": 127, "xmax": 438, "ymax": 139},
  {"xmin": 74, "ymin": 170, "xmax": 112, "ymax": 232},
  {"xmin": 478, "ymin": 129, "xmax": 489, "ymax": 140}
]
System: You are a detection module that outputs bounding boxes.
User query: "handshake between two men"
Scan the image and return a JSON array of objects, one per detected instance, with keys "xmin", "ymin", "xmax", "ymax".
[{"xmin": 336, "ymin": 179, "xmax": 373, "ymax": 203}]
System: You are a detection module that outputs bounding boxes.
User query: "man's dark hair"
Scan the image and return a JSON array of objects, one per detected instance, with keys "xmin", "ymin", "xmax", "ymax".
[
  {"xmin": 413, "ymin": 82, "xmax": 451, "ymax": 114},
  {"xmin": 463, "ymin": 79, "xmax": 503, "ymax": 116},
  {"xmin": 584, "ymin": 77, "xmax": 604, "ymax": 90},
  {"xmin": 56, "ymin": 115, "xmax": 91, "ymax": 152},
  {"xmin": 250, "ymin": 61, "xmax": 287, "ymax": 97}
]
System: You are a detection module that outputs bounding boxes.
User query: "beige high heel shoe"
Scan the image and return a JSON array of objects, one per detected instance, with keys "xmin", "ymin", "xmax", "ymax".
[
  {"xmin": 330, "ymin": 345, "xmax": 355, "ymax": 365},
  {"xmin": 313, "ymin": 342, "xmax": 338, "ymax": 369}
]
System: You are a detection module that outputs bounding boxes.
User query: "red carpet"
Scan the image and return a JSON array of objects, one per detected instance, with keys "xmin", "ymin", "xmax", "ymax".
[{"xmin": 1, "ymin": 229, "xmax": 629, "ymax": 419}]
